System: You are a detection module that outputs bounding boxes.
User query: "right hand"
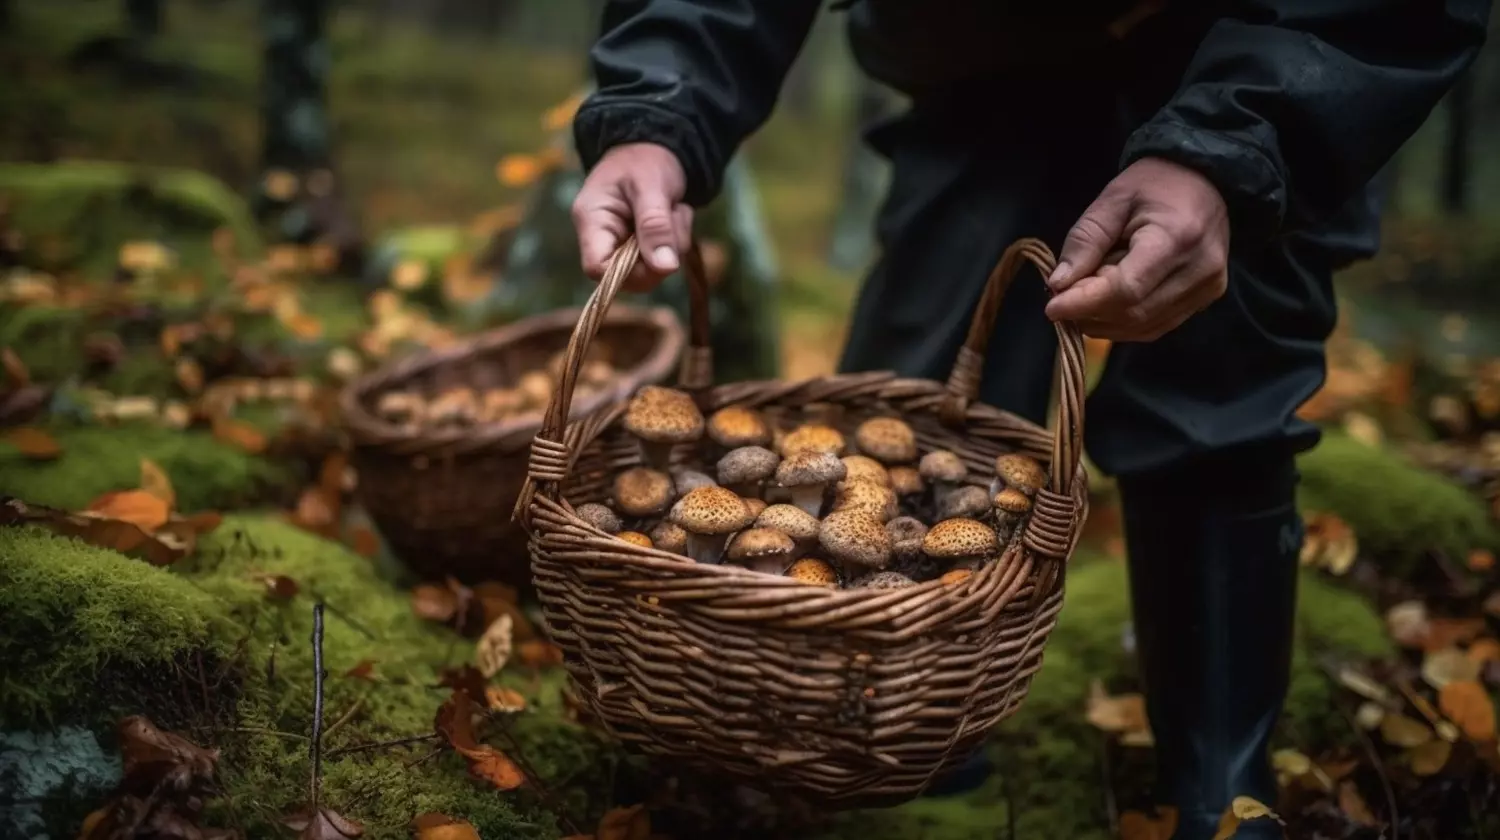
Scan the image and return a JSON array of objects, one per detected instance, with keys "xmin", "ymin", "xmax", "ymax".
[{"xmin": 571, "ymin": 142, "xmax": 693, "ymax": 292}]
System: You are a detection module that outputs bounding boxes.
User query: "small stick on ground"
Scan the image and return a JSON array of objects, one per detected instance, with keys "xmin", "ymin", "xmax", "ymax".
[
  {"xmin": 310, "ymin": 602, "xmax": 326, "ymax": 810},
  {"xmin": 1335, "ymin": 698, "xmax": 1399, "ymax": 830},
  {"xmin": 486, "ymin": 712, "xmax": 586, "ymax": 837},
  {"xmin": 322, "ymin": 693, "xmax": 367, "ymax": 740},
  {"xmin": 324, "ymin": 733, "xmax": 438, "ymax": 759}
]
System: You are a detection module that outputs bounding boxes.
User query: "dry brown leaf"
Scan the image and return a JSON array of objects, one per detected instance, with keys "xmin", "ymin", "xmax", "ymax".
[
  {"xmin": 1385, "ymin": 600, "xmax": 1430, "ymax": 649},
  {"xmin": 486, "ymin": 686, "xmax": 527, "ymax": 714},
  {"xmin": 597, "ymin": 804, "xmax": 652, "ymax": 840},
  {"xmin": 1439, "ymin": 679, "xmax": 1496, "ymax": 741},
  {"xmin": 1379, "ymin": 712, "xmax": 1433, "ymax": 748},
  {"xmin": 1424, "ymin": 618, "xmax": 1487, "ymax": 652},
  {"xmin": 284, "ymin": 805, "xmax": 364, "ymax": 839},
  {"xmin": 118, "ymin": 715, "xmax": 218, "ymax": 784},
  {"xmin": 183, "ymin": 511, "xmax": 223, "ymax": 534},
  {"xmin": 293, "ymin": 487, "xmax": 339, "ymax": 535},
  {"xmin": 139, "ymin": 458, "xmax": 175, "ymax": 511},
  {"xmin": 475, "ymin": 614, "xmax": 514, "ymax": 678},
  {"xmin": 1210, "ymin": 796, "xmax": 1282, "ymax": 840},
  {"xmin": 1423, "ymin": 647, "xmax": 1481, "ymax": 689},
  {"xmin": 1118, "ymin": 808, "xmax": 1179, "ymax": 840},
  {"xmin": 409, "ymin": 812, "xmax": 481, "ymax": 840},
  {"xmin": 1337, "ymin": 780, "xmax": 1380, "ymax": 826},
  {"xmin": 434, "ymin": 691, "xmax": 527, "ymax": 790},
  {"xmin": 1300, "ymin": 512, "xmax": 1359, "ymax": 576},
  {"xmin": 1467, "ymin": 549, "xmax": 1495, "ymax": 572},
  {"xmin": 351, "ymin": 526, "xmax": 380, "ymax": 559},
  {"xmin": 5, "ymin": 427, "xmax": 61, "ymax": 460},
  {"xmin": 345, "ymin": 659, "xmax": 377, "ymax": 681},
  {"xmin": 212, "ymin": 416, "xmax": 268, "ymax": 454},
  {"xmin": 86, "ymin": 489, "xmax": 170, "ymax": 532},
  {"xmin": 1354, "ymin": 701, "xmax": 1387, "ymax": 730},
  {"xmin": 1085, "ymin": 679, "xmax": 1149, "ymax": 736},
  {"xmin": 438, "ymin": 665, "xmax": 489, "ymax": 704},
  {"xmin": 391, "ymin": 260, "xmax": 430, "ymax": 291},
  {"xmin": 257, "ymin": 574, "xmax": 300, "ymax": 601},
  {"xmin": 496, "ymin": 154, "xmax": 543, "ymax": 187},
  {"xmin": 517, "ymin": 640, "xmax": 564, "ymax": 668},
  {"xmin": 2, "ymin": 346, "xmax": 29, "ymax": 387},
  {"xmin": 263, "ymin": 169, "xmax": 300, "ymax": 201},
  {"xmin": 1410, "ymin": 738, "xmax": 1453, "ymax": 776},
  {"xmin": 1469, "ymin": 638, "xmax": 1500, "ymax": 664},
  {"xmin": 175, "ymin": 357, "xmax": 204, "ymax": 394},
  {"xmin": 412, "ymin": 583, "xmax": 459, "ymax": 623}
]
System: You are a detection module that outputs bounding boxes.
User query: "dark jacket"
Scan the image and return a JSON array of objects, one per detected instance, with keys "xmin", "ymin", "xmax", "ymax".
[{"xmin": 573, "ymin": 0, "xmax": 1490, "ymax": 251}]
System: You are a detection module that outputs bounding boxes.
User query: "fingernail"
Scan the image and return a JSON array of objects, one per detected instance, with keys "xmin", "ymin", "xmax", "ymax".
[
  {"xmin": 652, "ymin": 246, "xmax": 678, "ymax": 271},
  {"xmin": 1047, "ymin": 262, "xmax": 1071, "ymax": 289}
]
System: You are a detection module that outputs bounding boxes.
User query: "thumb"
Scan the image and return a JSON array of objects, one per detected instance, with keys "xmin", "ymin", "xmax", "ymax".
[
  {"xmin": 628, "ymin": 176, "xmax": 681, "ymax": 276},
  {"xmin": 1049, "ymin": 191, "xmax": 1133, "ymax": 292}
]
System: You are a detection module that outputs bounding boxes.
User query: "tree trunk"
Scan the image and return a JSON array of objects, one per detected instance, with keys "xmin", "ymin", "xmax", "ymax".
[{"xmin": 1441, "ymin": 70, "xmax": 1474, "ymax": 214}]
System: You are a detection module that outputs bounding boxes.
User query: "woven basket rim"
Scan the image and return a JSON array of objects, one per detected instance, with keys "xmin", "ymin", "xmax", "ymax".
[{"xmin": 339, "ymin": 302, "xmax": 685, "ymax": 456}]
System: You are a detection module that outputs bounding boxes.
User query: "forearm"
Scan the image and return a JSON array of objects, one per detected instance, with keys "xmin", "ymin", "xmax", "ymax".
[
  {"xmin": 1122, "ymin": 1, "xmax": 1490, "ymax": 244},
  {"xmin": 573, "ymin": 0, "xmax": 822, "ymax": 207}
]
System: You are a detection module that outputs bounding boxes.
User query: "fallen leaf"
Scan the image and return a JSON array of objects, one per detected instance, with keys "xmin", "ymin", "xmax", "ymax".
[
  {"xmin": 139, "ymin": 458, "xmax": 175, "ymax": 511},
  {"xmin": 1354, "ymin": 701, "xmax": 1387, "ymax": 730},
  {"xmin": 1379, "ymin": 713, "xmax": 1433, "ymax": 748},
  {"xmin": 284, "ymin": 805, "xmax": 364, "ymax": 839},
  {"xmin": 175, "ymin": 358, "xmax": 204, "ymax": 394},
  {"xmin": 183, "ymin": 511, "xmax": 224, "ymax": 534},
  {"xmin": 4, "ymin": 427, "xmax": 61, "ymax": 460},
  {"xmin": 412, "ymin": 583, "xmax": 459, "ymax": 623},
  {"xmin": 345, "ymin": 660, "xmax": 377, "ymax": 681},
  {"xmin": 434, "ymin": 691, "xmax": 526, "ymax": 790},
  {"xmin": 1337, "ymin": 780, "xmax": 1380, "ymax": 826},
  {"xmin": 1385, "ymin": 600, "xmax": 1430, "ymax": 649},
  {"xmin": 1210, "ymin": 796, "xmax": 1282, "ymax": 840},
  {"xmin": 1271, "ymin": 749, "xmax": 1312, "ymax": 787},
  {"xmin": 1300, "ymin": 512, "xmax": 1359, "ymax": 576},
  {"xmin": 119, "ymin": 241, "xmax": 173, "ymax": 273},
  {"xmin": 1439, "ymin": 680, "xmax": 1496, "ymax": 741},
  {"xmin": 1468, "ymin": 549, "xmax": 1495, "ymax": 572},
  {"xmin": 438, "ymin": 665, "xmax": 490, "ymax": 705},
  {"xmin": 1487, "ymin": 590, "xmax": 1500, "ymax": 619},
  {"xmin": 263, "ymin": 169, "xmax": 300, "ymax": 202},
  {"xmin": 1085, "ymin": 679, "xmax": 1149, "ymax": 736},
  {"xmin": 391, "ymin": 260, "xmax": 430, "ymax": 291},
  {"xmin": 212, "ymin": 416, "xmax": 267, "ymax": 454},
  {"xmin": 1118, "ymin": 808, "xmax": 1179, "ymax": 840},
  {"xmin": 86, "ymin": 489, "xmax": 170, "ymax": 532},
  {"xmin": 292, "ymin": 487, "xmax": 339, "ymax": 535},
  {"xmin": 1424, "ymin": 618, "xmax": 1487, "ymax": 652},
  {"xmin": 542, "ymin": 93, "xmax": 583, "ymax": 131},
  {"xmin": 1343, "ymin": 411, "xmax": 1383, "ymax": 446},
  {"xmin": 2, "ymin": 346, "xmax": 29, "ymax": 387},
  {"xmin": 257, "ymin": 574, "xmax": 300, "ymax": 601},
  {"xmin": 410, "ymin": 812, "xmax": 481, "ymax": 840},
  {"xmin": 486, "ymin": 686, "xmax": 527, "ymax": 714},
  {"xmin": 351, "ymin": 526, "xmax": 380, "ymax": 558},
  {"xmin": 1410, "ymin": 738, "xmax": 1453, "ymax": 776},
  {"xmin": 496, "ymin": 154, "xmax": 543, "ymax": 187},
  {"xmin": 1423, "ymin": 647, "xmax": 1481, "ymax": 689},
  {"xmin": 517, "ymin": 640, "xmax": 564, "ymax": 668},
  {"xmin": 1469, "ymin": 638, "xmax": 1500, "ymax": 664},
  {"xmin": 475, "ymin": 614, "xmax": 514, "ymax": 678},
  {"xmin": 118, "ymin": 715, "xmax": 219, "ymax": 785},
  {"xmin": 285, "ymin": 312, "xmax": 324, "ymax": 340},
  {"xmin": 596, "ymin": 805, "xmax": 652, "ymax": 840}
]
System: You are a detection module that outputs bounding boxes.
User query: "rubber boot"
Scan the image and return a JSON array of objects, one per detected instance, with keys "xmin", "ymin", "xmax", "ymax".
[{"xmin": 1118, "ymin": 457, "xmax": 1301, "ymax": 840}]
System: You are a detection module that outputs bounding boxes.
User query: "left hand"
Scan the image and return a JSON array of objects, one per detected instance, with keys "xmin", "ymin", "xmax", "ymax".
[{"xmin": 1043, "ymin": 157, "xmax": 1230, "ymax": 342}]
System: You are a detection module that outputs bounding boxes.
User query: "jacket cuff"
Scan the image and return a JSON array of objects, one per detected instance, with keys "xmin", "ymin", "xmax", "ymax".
[
  {"xmin": 1119, "ymin": 119, "xmax": 1288, "ymax": 246},
  {"xmin": 572, "ymin": 100, "xmax": 722, "ymax": 208}
]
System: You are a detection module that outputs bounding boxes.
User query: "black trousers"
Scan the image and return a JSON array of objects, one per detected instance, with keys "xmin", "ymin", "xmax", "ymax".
[{"xmin": 835, "ymin": 76, "xmax": 1349, "ymax": 480}]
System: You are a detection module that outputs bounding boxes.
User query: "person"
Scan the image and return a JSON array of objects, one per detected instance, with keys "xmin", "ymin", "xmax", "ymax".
[{"xmin": 566, "ymin": 2, "xmax": 1491, "ymax": 837}]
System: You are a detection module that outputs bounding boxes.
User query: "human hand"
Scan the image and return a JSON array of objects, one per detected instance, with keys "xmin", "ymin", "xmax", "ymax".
[
  {"xmin": 1043, "ymin": 157, "xmax": 1230, "ymax": 342},
  {"xmin": 571, "ymin": 142, "xmax": 693, "ymax": 292}
]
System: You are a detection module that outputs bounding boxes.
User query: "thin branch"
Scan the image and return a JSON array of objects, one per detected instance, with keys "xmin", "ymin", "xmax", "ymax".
[
  {"xmin": 308, "ymin": 589, "xmax": 376, "ymax": 640},
  {"xmin": 485, "ymin": 711, "xmax": 586, "ymax": 837},
  {"xmin": 310, "ymin": 602, "xmax": 326, "ymax": 810},
  {"xmin": 322, "ymin": 693, "xmax": 367, "ymax": 740},
  {"xmin": 208, "ymin": 726, "xmax": 308, "ymax": 742},
  {"xmin": 324, "ymin": 733, "xmax": 438, "ymax": 759},
  {"xmin": 1334, "ymin": 698, "xmax": 1399, "ymax": 832}
]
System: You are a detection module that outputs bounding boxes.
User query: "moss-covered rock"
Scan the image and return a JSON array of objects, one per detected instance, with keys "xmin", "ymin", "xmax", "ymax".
[{"xmin": 0, "ymin": 422, "xmax": 290, "ymax": 512}]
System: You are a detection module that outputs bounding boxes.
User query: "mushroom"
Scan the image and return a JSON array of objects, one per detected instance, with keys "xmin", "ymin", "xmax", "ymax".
[
  {"xmin": 649, "ymin": 521, "xmax": 689, "ymax": 556},
  {"xmin": 755, "ymin": 504, "xmax": 820, "ymax": 557},
  {"xmin": 427, "ymin": 387, "xmax": 479, "ymax": 428},
  {"xmin": 940, "ymin": 568, "xmax": 974, "ymax": 586},
  {"xmin": 717, "ymin": 446, "xmax": 781, "ymax": 498},
  {"xmin": 774, "ymin": 450, "xmax": 847, "ymax": 517},
  {"xmin": 706, "ymin": 405, "xmax": 772, "ymax": 450},
  {"xmin": 852, "ymin": 570, "xmax": 918, "ymax": 590},
  {"xmin": 840, "ymin": 455, "xmax": 891, "ymax": 488},
  {"xmin": 887, "ymin": 516, "xmax": 938, "ymax": 582},
  {"xmin": 580, "ymin": 359, "xmax": 615, "ymax": 389},
  {"xmin": 672, "ymin": 468, "xmax": 718, "ymax": 496},
  {"xmin": 611, "ymin": 467, "xmax": 675, "ymax": 519},
  {"xmin": 992, "ymin": 453, "xmax": 1047, "ymax": 498},
  {"xmin": 922, "ymin": 518, "xmax": 1000, "ymax": 569},
  {"xmin": 831, "ymin": 480, "xmax": 899, "ymax": 523},
  {"xmin": 480, "ymin": 388, "xmax": 524, "ymax": 422},
  {"xmin": 617, "ymin": 531, "xmax": 654, "ymax": 548},
  {"xmin": 376, "ymin": 391, "xmax": 423, "ymax": 427},
  {"xmin": 786, "ymin": 557, "xmax": 840, "ymax": 588},
  {"xmin": 743, "ymin": 497, "xmax": 768, "ymax": 518},
  {"xmin": 889, "ymin": 466, "xmax": 924, "ymax": 500},
  {"xmin": 853, "ymin": 417, "xmax": 917, "ymax": 465},
  {"xmin": 919, "ymin": 450, "xmax": 968, "ymax": 510},
  {"xmin": 939, "ymin": 485, "xmax": 991, "ymax": 521},
  {"xmin": 622, "ymin": 385, "xmax": 705, "ymax": 472},
  {"xmin": 517, "ymin": 371, "xmax": 554, "ymax": 410},
  {"xmin": 668, "ymin": 485, "xmax": 755, "ymax": 564},
  {"xmin": 778, "ymin": 423, "xmax": 846, "ymax": 458},
  {"xmin": 818, "ymin": 509, "xmax": 892, "ymax": 577},
  {"xmin": 726, "ymin": 527, "xmax": 797, "ymax": 575},
  {"xmin": 575, "ymin": 502, "xmax": 622, "ymax": 535},
  {"xmin": 992, "ymin": 488, "xmax": 1033, "ymax": 538}
]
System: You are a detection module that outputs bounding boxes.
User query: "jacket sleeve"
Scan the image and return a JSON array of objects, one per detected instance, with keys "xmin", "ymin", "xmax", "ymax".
[
  {"xmin": 572, "ymin": 1, "xmax": 823, "ymax": 207},
  {"xmin": 1120, "ymin": 1, "xmax": 1491, "ymax": 244}
]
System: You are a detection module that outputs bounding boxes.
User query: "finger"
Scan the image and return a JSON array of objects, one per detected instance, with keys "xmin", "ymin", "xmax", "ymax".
[
  {"xmin": 1049, "ymin": 190, "xmax": 1133, "ymax": 292},
  {"xmin": 625, "ymin": 176, "xmax": 681, "ymax": 275},
  {"xmin": 1044, "ymin": 226, "xmax": 1178, "ymax": 323},
  {"xmin": 1087, "ymin": 262, "xmax": 1227, "ymax": 342},
  {"xmin": 571, "ymin": 191, "xmax": 630, "ymax": 281}
]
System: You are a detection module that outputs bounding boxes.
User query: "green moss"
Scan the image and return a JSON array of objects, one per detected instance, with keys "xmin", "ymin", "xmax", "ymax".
[
  {"xmin": 1297, "ymin": 432, "xmax": 1497, "ymax": 567},
  {"xmin": 0, "ymin": 422, "xmax": 290, "ymax": 511},
  {"xmin": 0, "ymin": 304, "xmax": 91, "ymax": 384}
]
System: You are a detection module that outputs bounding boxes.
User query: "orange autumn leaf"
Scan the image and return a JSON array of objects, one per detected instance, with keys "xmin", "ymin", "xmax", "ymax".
[
  {"xmin": 542, "ymin": 93, "xmax": 584, "ymax": 131},
  {"xmin": 1438, "ymin": 680, "xmax": 1496, "ymax": 742},
  {"xmin": 434, "ymin": 691, "xmax": 527, "ymax": 790},
  {"xmin": 285, "ymin": 312, "xmax": 324, "ymax": 340},
  {"xmin": 5, "ymin": 427, "xmax": 61, "ymax": 460},
  {"xmin": 138, "ymin": 458, "xmax": 175, "ymax": 511},
  {"xmin": 344, "ymin": 659, "xmax": 377, "ymax": 681},
  {"xmin": 2, "ymin": 346, "xmax": 29, "ymax": 387},
  {"xmin": 1120, "ymin": 808, "xmax": 1179, "ymax": 840},
  {"xmin": 183, "ymin": 511, "xmax": 224, "ymax": 534},
  {"xmin": 1468, "ymin": 549, "xmax": 1496, "ymax": 572},
  {"xmin": 86, "ymin": 489, "xmax": 170, "ymax": 532},
  {"xmin": 351, "ymin": 526, "xmax": 380, "ymax": 558},
  {"xmin": 293, "ymin": 487, "xmax": 339, "ymax": 535},
  {"xmin": 1468, "ymin": 638, "xmax": 1500, "ymax": 665},
  {"xmin": 596, "ymin": 805, "xmax": 651, "ymax": 840},
  {"xmin": 1425, "ymin": 618, "xmax": 1487, "ymax": 652},
  {"xmin": 485, "ymin": 686, "xmax": 527, "ymax": 713},
  {"xmin": 410, "ymin": 812, "xmax": 481, "ymax": 840},
  {"xmin": 212, "ymin": 416, "xmax": 268, "ymax": 454},
  {"xmin": 496, "ymin": 154, "xmax": 542, "ymax": 187},
  {"xmin": 516, "ymin": 640, "xmax": 564, "ymax": 668}
]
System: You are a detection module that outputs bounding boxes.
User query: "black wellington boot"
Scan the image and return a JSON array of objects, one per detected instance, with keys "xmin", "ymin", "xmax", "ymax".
[{"xmin": 1118, "ymin": 458, "xmax": 1301, "ymax": 840}]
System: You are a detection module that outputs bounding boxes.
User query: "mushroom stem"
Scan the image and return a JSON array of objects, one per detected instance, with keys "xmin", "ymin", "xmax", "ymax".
[
  {"xmin": 788, "ymin": 484, "xmax": 827, "ymax": 518},
  {"xmin": 685, "ymin": 532, "xmax": 730, "ymax": 564},
  {"xmin": 638, "ymin": 439, "xmax": 677, "ymax": 472},
  {"xmin": 749, "ymin": 556, "xmax": 790, "ymax": 575},
  {"xmin": 729, "ymin": 481, "xmax": 763, "ymax": 499},
  {"xmin": 988, "ymin": 476, "xmax": 1003, "ymax": 498}
]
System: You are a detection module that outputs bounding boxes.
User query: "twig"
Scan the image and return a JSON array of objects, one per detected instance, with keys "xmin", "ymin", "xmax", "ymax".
[
  {"xmin": 485, "ymin": 711, "xmax": 586, "ymax": 837},
  {"xmin": 209, "ymin": 726, "xmax": 308, "ymax": 742},
  {"xmin": 322, "ymin": 693, "xmax": 367, "ymax": 741},
  {"xmin": 1099, "ymin": 734, "xmax": 1119, "ymax": 838},
  {"xmin": 1335, "ymin": 698, "xmax": 1399, "ymax": 832},
  {"xmin": 308, "ymin": 589, "xmax": 376, "ymax": 640},
  {"xmin": 324, "ymin": 732, "xmax": 438, "ymax": 759},
  {"xmin": 310, "ymin": 602, "xmax": 326, "ymax": 810}
]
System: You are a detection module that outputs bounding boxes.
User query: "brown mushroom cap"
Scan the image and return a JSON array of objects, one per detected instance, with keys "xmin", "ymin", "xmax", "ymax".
[
  {"xmin": 580, "ymin": 359, "xmax": 615, "ymax": 388},
  {"xmin": 853, "ymin": 417, "xmax": 917, "ymax": 464},
  {"xmin": 886, "ymin": 516, "xmax": 929, "ymax": 556},
  {"xmin": 919, "ymin": 450, "xmax": 968, "ymax": 485},
  {"xmin": 778, "ymin": 423, "xmax": 846, "ymax": 457},
  {"xmin": 518, "ymin": 371, "xmax": 553, "ymax": 409},
  {"xmin": 993, "ymin": 488, "xmax": 1034, "ymax": 516},
  {"xmin": 480, "ymin": 388, "xmax": 524, "ymax": 421},
  {"xmin": 649, "ymin": 521, "xmax": 689, "ymax": 555},
  {"xmin": 832, "ymin": 480, "xmax": 899, "ymax": 523},
  {"xmin": 617, "ymin": 531, "xmax": 653, "ymax": 548},
  {"xmin": 672, "ymin": 469, "xmax": 718, "ymax": 496},
  {"xmin": 786, "ymin": 558, "xmax": 840, "ymax": 588},
  {"xmin": 612, "ymin": 467, "xmax": 675, "ymax": 518},
  {"xmin": 717, "ymin": 446, "xmax": 781, "ymax": 487},
  {"xmin": 853, "ymin": 570, "xmax": 918, "ymax": 590},
  {"xmin": 623, "ymin": 385, "xmax": 705, "ymax": 444},
  {"xmin": 669, "ymin": 486, "xmax": 755, "ymax": 536},
  {"xmin": 428, "ymin": 388, "xmax": 479, "ymax": 425},
  {"xmin": 575, "ymin": 502, "xmax": 622, "ymax": 535},
  {"xmin": 706, "ymin": 405, "xmax": 772, "ymax": 449},
  {"xmin": 818, "ymin": 510, "xmax": 892, "ymax": 570},
  {"xmin": 755, "ymin": 504, "xmax": 821, "ymax": 541},
  {"xmin": 995, "ymin": 453, "xmax": 1047, "ymax": 496},
  {"xmin": 939, "ymin": 485, "xmax": 992, "ymax": 520},
  {"xmin": 743, "ymin": 497, "xmax": 768, "ymax": 518},
  {"xmin": 940, "ymin": 568, "xmax": 974, "ymax": 586},
  {"xmin": 775, "ymin": 450, "xmax": 847, "ymax": 489},
  {"xmin": 888, "ymin": 466, "xmax": 925, "ymax": 498},
  {"xmin": 726, "ymin": 527, "xmax": 796, "ymax": 564},
  {"xmin": 922, "ymin": 518, "xmax": 1000, "ymax": 560},
  {"xmin": 841, "ymin": 455, "xmax": 891, "ymax": 488},
  {"xmin": 376, "ymin": 391, "xmax": 423, "ymax": 423}
]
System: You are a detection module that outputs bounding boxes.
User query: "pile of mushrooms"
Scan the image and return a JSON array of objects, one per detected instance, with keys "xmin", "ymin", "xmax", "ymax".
[
  {"xmin": 574, "ymin": 385, "xmax": 1051, "ymax": 591},
  {"xmin": 373, "ymin": 349, "xmax": 618, "ymax": 431}
]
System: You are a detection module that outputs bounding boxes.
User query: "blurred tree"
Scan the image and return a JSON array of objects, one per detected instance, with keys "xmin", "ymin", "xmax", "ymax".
[{"xmin": 1442, "ymin": 70, "xmax": 1475, "ymax": 214}]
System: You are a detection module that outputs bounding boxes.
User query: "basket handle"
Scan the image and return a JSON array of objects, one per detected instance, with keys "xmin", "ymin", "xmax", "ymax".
[
  {"xmin": 941, "ymin": 238, "xmax": 1087, "ymax": 560},
  {"xmin": 519, "ymin": 235, "xmax": 712, "ymax": 511}
]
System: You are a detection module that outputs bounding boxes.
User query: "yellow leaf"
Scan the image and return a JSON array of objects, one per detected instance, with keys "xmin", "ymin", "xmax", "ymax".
[
  {"xmin": 1343, "ymin": 411, "xmax": 1383, "ymax": 446},
  {"xmin": 1422, "ymin": 647, "xmax": 1480, "ymax": 690},
  {"xmin": 410, "ymin": 812, "xmax": 481, "ymax": 840},
  {"xmin": 485, "ymin": 686, "xmax": 527, "ymax": 714},
  {"xmin": 175, "ymin": 358, "xmax": 204, "ymax": 394},
  {"xmin": 5, "ymin": 427, "xmax": 62, "ymax": 460},
  {"xmin": 1211, "ymin": 796, "xmax": 1282, "ymax": 840},
  {"xmin": 391, "ymin": 259, "xmax": 430, "ymax": 291},
  {"xmin": 1438, "ymin": 680, "xmax": 1496, "ymax": 741},
  {"xmin": 139, "ymin": 459, "xmax": 175, "ymax": 511},
  {"xmin": 262, "ymin": 169, "xmax": 300, "ymax": 201},
  {"xmin": 118, "ymin": 241, "xmax": 173, "ymax": 273},
  {"xmin": 1379, "ymin": 712, "xmax": 1433, "ymax": 748},
  {"xmin": 496, "ymin": 154, "xmax": 543, "ymax": 188},
  {"xmin": 1409, "ymin": 738, "xmax": 1453, "ymax": 776},
  {"xmin": 542, "ymin": 93, "xmax": 584, "ymax": 131},
  {"xmin": 1119, "ymin": 808, "xmax": 1178, "ymax": 840},
  {"xmin": 212, "ymin": 416, "xmax": 268, "ymax": 454},
  {"xmin": 1271, "ymin": 748, "xmax": 1311, "ymax": 785},
  {"xmin": 475, "ymin": 614, "xmax": 514, "ymax": 678},
  {"xmin": 1085, "ymin": 679, "xmax": 1149, "ymax": 735}
]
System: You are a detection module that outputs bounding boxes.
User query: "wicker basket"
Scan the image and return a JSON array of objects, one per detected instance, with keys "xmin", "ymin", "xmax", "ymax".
[
  {"xmin": 515, "ymin": 236, "xmax": 1088, "ymax": 808},
  {"xmin": 341, "ymin": 304, "xmax": 686, "ymax": 584}
]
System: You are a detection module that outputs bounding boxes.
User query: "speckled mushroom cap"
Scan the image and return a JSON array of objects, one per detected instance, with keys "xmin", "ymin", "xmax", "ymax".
[
  {"xmin": 428, "ymin": 388, "xmax": 478, "ymax": 424},
  {"xmin": 743, "ymin": 497, "xmax": 768, "ymax": 518},
  {"xmin": 672, "ymin": 469, "xmax": 718, "ymax": 495},
  {"xmin": 841, "ymin": 455, "xmax": 891, "ymax": 488},
  {"xmin": 832, "ymin": 480, "xmax": 899, "ymax": 523},
  {"xmin": 853, "ymin": 417, "xmax": 917, "ymax": 464},
  {"xmin": 574, "ymin": 502, "xmax": 622, "ymax": 535},
  {"xmin": 649, "ymin": 521, "xmax": 689, "ymax": 555},
  {"xmin": 786, "ymin": 558, "xmax": 839, "ymax": 587},
  {"xmin": 717, "ymin": 446, "xmax": 781, "ymax": 487},
  {"xmin": 623, "ymin": 385, "xmax": 705, "ymax": 444},
  {"xmin": 940, "ymin": 568, "xmax": 974, "ymax": 586},
  {"xmin": 778, "ymin": 423, "xmax": 846, "ymax": 457},
  {"xmin": 818, "ymin": 510, "xmax": 892, "ymax": 569},
  {"xmin": 919, "ymin": 450, "xmax": 968, "ymax": 485},
  {"xmin": 994, "ymin": 453, "xmax": 1047, "ymax": 496},
  {"xmin": 889, "ymin": 466, "xmax": 925, "ymax": 498},
  {"xmin": 611, "ymin": 467, "xmax": 675, "ymax": 518},
  {"xmin": 922, "ymin": 518, "xmax": 1000, "ymax": 560},
  {"xmin": 669, "ymin": 485, "xmax": 755, "ymax": 536},
  {"xmin": 993, "ymin": 487, "xmax": 1033, "ymax": 516},
  {"xmin": 727, "ymin": 527, "xmax": 796, "ymax": 563},
  {"xmin": 377, "ymin": 391, "xmax": 422, "ymax": 422},
  {"xmin": 617, "ymin": 531, "xmax": 654, "ymax": 548},
  {"xmin": 706, "ymin": 405, "xmax": 772, "ymax": 449},
  {"xmin": 518, "ymin": 371, "xmax": 553, "ymax": 408},
  {"xmin": 886, "ymin": 516, "xmax": 929, "ymax": 556},
  {"xmin": 755, "ymin": 504, "xmax": 821, "ymax": 541},
  {"xmin": 774, "ymin": 450, "xmax": 846, "ymax": 489},
  {"xmin": 939, "ymin": 485, "xmax": 992, "ymax": 520},
  {"xmin": 853, "ymin": 570, "xmax": 918, "ymax": 590}
]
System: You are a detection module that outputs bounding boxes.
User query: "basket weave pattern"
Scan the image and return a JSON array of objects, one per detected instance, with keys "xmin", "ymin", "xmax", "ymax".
[{"xmin": 517, "ymin": 237, "xmax": 1088, "ymax": 806}]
